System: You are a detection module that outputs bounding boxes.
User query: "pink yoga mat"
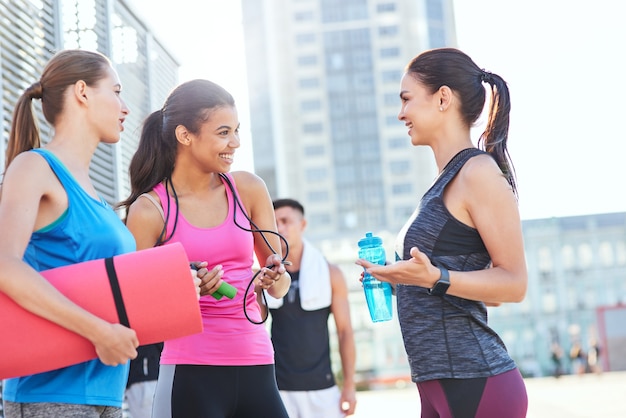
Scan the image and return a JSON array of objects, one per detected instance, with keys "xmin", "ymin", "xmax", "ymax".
[{"xmin": 0, "ymin": 242, "xmax": 202, "ymax": 379}]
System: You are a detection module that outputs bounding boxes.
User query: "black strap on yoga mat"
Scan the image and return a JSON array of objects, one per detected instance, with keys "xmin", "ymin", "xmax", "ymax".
[{"xmin": 104, "ymin": 257, "xmax": 131, "ymax": 328}]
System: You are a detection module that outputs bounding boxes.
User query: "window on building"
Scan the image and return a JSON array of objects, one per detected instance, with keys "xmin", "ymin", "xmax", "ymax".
[
  {"xmin": 305, "ymin": 145, "xmax": 325, "ymax": 156},
  {"xmin": 301, "ymin": 99, "xmax": 322, "ymax": 112},
  {"xmin": 392, "ymin": 183, "xmax": 411, "ymax": 195},
  {"xmin": 380, "ymin": 47, "xmax": 400, "ymax": 58},
  {"xmin": 305, "ymin": 167, "xmax": 328, "ymax": 182},
  {"xmin": 298, "ymin": 55, "xmax": 318, "ymax": 66},
  {"xmin": 389, "ymin": 137, "xmax": 409, "ymax": 149},
  {"xmin": 389, "ymin": 160, "xmax": 410, "ymax": 175},
  {"xmin": 296, "ymin": 33, "xmax": 316, "ymax": 44},
  {"xmin": 308, "ymin": 190, "xmax": 329, "ymax": 202},
  {"xmin": 377, "ymin": 3, "xmax": 396, "ymax": 13},
  {"xmin": 616, "ymin": 241, "xmax": 626, "ymax": 265},
  {"xmin": 561, "ymin": 245, "xmax": 575, "ymax": 270},
  {"xmin": 356, "ymin": 94, "xmax": 376, "ymax": 112},
  {"xmin": 577, "ymin": 243, "xmax": 593, "ymax": 268},
  {"xmin": 321, "ymin": 0, "xmax": 368, "ymax": 23},
  {"xmin": 62, "ymin": 0, "xmax": 98, "ymax": 50},
  {"xmin": 303, "ymin": 122, "xmax": 323, "ymax": 133},
  {"xmin": 335, "ymin": 164, "xmax": 356, "ymax": 182},
  {"xmin": 384, "ymin": 92, "xmax": 398, "ymax": 106},
  {"xmin": 111, "ymin": 14, "xmax": 138, "ymax": 63},
  {"xmin": 294, "ymin": 11, "xmax": 315, "ymax": 21},
  {"xmin": 394, "ymin": 206, "xmax": 414, "ymax": 219},
  {"xmin": 381, "ymin": 70, "xmax": 402, "ymax": 83},
  {"xmin": 428, "ymin": 26, "xmax": 446, "ymax": 48},
  {"xmin": 599, "ymin": 241, "xmax": 614, "ymax": 267},
  {"xmin": 538, "ymin": 246, "xmax": 553, "ymax": 273},
  {"xmin": 299, "ymin": 77, "xmax": 320, "ymax": 88},
  {"xmin": 386, "ymin": 115, "xmax": 400, "ymax": 126},
  {"xmin": 542, "ymin": 290, "xmax": 557, "ymax": 313},
  {"xmin": 309, "ymin": 213, "xmax": 331, "ymax": 226},
  {"xmin": 379, "ymin": 25, "xmax": 399, "ymax": 37}
]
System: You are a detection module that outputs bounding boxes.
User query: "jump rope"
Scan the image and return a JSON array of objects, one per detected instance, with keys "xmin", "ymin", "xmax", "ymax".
[{"xmin": 154, "ymin": 173, "xmax": 289, "ymax": 325}]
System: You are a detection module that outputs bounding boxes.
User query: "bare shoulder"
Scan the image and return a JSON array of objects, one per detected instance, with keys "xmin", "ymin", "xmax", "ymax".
[
  {"xmin": 2, "ymin": 151, "xmax": 55, "ymax": 197},
  {"xmin": 127, "ymin": 191, "xmax": 163, "ymax": 221},
  {"xmin": 230, "ymin": 171, "xmax": 266, "ymax": 188},
  {"xmin": 329, "ymin": 262, "xmax": 348, "ymax": 289},
  {"xmin": 458, "ymin": 153, "xmax": 510, "ymax": 190},
  {"xmin": 229, "ymin": 171, "xmax": 269, "ymax": 200},
  {"xmin": 328, "ymin": 262, "xmax": 345, "ymax": 279}
]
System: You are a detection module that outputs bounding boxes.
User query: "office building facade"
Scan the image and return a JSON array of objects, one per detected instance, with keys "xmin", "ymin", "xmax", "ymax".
[
  {"xmin": 241, "ymin": 0, "xmax": 457, "ymax": 242},
  {"xmin": 0, "ymin": 0, "xmax": 178, "ymax": 204}
]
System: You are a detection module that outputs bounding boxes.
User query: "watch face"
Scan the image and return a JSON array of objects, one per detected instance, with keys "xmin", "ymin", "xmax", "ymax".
[{"xmin": 430, "ymin": 280, "xmax": 450, "ymax": 296}]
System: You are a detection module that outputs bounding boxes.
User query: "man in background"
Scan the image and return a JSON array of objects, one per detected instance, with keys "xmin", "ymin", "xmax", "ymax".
[
  {"xmin": 266, "ymin": 198, "xmax": 357, "ymax": 417},
  {"xmin": 125, "ymin": 342, "xmax": 162, "ymax": 418}
]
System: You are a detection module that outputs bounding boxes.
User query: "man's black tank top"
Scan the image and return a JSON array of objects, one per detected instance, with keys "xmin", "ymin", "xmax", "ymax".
[{"xmin": 270, "ymin": 271, "xmax": 335, "ymax": 390}]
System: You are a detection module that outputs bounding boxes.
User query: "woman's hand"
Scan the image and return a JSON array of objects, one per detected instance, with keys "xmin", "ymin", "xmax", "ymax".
[
  {"xmin": 91, "ymin": 322, "xmax": 139, "ymax": 366},
  {"xmin": 256, "ymin": 254, "xmax": 291, "ymax": 298},
  {"xmin": 191, "ymin": 261, "xmax": 224, "ymax": 297},
  {"xmin": 256, "ymin": 254, "xmax": 286, "ymax": 290},
  {"xmin": 356, "ymin": 246, "xmax": 439, "ymax": 288}
]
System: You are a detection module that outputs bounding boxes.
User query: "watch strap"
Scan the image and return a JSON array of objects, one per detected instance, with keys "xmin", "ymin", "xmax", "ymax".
[{"xmin": 428, "ymin": 265, "xmax": 450, "ymax": 296}]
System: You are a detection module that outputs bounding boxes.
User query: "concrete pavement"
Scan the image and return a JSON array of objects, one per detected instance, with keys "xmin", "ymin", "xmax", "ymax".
[{"xmin": 350, "ymin": 371, "xmax": 626, "ymax": 417}]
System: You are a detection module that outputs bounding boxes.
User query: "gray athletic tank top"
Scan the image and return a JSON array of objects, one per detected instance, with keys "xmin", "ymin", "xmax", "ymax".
[{"xmin": 395, "ymin": 148, "xmax": 517, "ymax": 383}]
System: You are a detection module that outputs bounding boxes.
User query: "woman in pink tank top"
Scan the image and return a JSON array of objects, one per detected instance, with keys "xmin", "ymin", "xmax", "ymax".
[{"xmin": 119, "ymin": 79, "xmax": 291, "ymax": 418}]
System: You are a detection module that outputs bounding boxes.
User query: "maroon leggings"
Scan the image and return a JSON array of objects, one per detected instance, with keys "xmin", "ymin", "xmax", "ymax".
[{"xmin": 417, "ymin": 368, "xmax": 527, "ymax": 418}]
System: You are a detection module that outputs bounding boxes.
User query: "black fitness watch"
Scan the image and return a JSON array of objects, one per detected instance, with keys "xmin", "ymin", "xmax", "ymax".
[{"xmin": 428, "ymin": 266, "xmax": 450, "ymax": 296}]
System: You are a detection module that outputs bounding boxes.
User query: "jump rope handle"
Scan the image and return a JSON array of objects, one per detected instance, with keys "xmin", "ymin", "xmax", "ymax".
[{"xmin": 190, "ymin": 264, "xmax": 237, "ymax": 300}]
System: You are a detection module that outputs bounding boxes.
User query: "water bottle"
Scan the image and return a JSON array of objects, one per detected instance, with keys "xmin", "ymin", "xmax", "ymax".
[{"xmin": 358, "ymin": 232, "xmax": 393, "ymax": 322}]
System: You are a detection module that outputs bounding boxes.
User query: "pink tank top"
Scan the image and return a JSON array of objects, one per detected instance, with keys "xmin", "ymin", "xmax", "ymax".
[{"xmin": 154, "ymin": 173, "xmax": 274, "ymax": 365}]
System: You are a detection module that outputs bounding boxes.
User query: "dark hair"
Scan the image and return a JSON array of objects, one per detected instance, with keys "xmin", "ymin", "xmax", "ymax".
[
  {"xmin": 118, "ymin": 79, "xmax": 235, "ymax": 216},
  {"xmin": 5, "ymin": 49, "xmax": 111, "ymax": 168},
  {"xmin": 273, "ymin": 198, "xmax": 305, "ymax": 216},
  {"xmin": 405, "ymin": 48, "xmax": 517, "ymax": 195}
]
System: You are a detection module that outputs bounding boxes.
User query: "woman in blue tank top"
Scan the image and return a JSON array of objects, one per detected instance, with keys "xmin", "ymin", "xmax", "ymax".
[
  {"xmin": 0, "ymin": 50, "xmax": 138, "ymax": 417},
  {"xmin": 357, "ymin": 48, "xmax": 529, "ymax": 417}
]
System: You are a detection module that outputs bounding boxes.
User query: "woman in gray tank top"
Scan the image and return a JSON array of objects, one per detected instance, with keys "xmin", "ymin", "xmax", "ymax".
[{"xmin": 357, "ymin": 48, "xmax": 528, "ymax": 418}]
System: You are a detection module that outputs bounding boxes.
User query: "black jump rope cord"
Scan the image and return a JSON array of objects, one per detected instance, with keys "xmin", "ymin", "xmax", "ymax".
[{"xmin": 157, "ymin": 174, "xmax": 289, "ymax": 324}]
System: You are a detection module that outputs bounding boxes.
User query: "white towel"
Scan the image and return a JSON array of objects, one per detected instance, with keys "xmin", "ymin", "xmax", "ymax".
[{"xmin": 265, "ymin": 238, "xmax": 332, "ymax": 311}]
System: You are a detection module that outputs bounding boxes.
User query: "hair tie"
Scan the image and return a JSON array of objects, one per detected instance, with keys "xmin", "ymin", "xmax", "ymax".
[
  {"xmin": 480, "ymin": 70, "xmax": 493, "ymax": 84},
  {"xmin": 26, "ymin": 81, "xmax": 43, "ymax": 99}
]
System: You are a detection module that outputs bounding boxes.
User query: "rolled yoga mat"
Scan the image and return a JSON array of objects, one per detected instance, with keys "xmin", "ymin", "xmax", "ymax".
[{"xmin": 0, "ymin": 242, "xmax": 202, "ymax": 379}]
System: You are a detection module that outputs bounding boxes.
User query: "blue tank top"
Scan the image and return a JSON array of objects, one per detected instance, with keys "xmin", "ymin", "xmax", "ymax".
[
  {"xmin": 270, "ymin": 271, "xmax": 335, "ymax": 390},
  {"xmin": 3, "ymin": 149, "xmax": 136, "ymax": 407},
  {"xmin": 395, "ymin": 148, "xmax": 517, "ymax": 383}
]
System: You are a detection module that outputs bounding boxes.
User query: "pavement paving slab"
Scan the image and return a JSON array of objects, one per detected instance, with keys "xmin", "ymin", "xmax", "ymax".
[{"xmin": 350, "ymin": 371, "xmax": 626, "ymax": 418}]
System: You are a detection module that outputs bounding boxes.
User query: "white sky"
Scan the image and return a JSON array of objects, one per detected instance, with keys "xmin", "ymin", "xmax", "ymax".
[{"xmin": 136, "ymin": 0, "xmax": 626, "ymax": 221}]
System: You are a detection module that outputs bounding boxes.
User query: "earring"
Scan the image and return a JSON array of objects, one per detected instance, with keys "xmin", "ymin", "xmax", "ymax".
[{"xmin": 439, "ymin": 106, "xmax": 444, "ymax": 111}]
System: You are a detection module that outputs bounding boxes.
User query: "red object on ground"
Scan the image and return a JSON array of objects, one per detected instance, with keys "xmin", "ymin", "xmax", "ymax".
[{"xmin": 0, "ymin": 242, "xmax": 202, "ymax": 379}]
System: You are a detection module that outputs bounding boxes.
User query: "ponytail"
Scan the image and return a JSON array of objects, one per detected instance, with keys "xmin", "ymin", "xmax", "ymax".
[
  {"xmin": 5, "ymin": 82, "xmax": 44, "ymax": 168},
  {"xmin": 117, "ymin": 110, "xmax": 176, "ymax": 216},
  {"xmin": 478, "ymin": 73, "xmax": 517, "ymax": 196},
  {"xmin": 5, "ymin": 50, "xmax": 110, "ymax": 171}
]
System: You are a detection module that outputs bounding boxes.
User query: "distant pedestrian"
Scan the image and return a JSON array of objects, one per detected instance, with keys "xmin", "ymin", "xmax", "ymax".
[
  {"xmin": 569, "ymin": 340, "xmax": 586, "ymax": 375},
  {"xmin": 550, "ymin": 341, "xmax": 564, "ymax": 378},
  {"xmin": 586, "ymin": 338, "xmax": 602, "ymax": 374}
]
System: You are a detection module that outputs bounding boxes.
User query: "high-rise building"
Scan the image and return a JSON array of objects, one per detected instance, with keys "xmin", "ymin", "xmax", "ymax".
[{"xmin": 241, "ymin": 0, "xmax": 457, "ymax": 242}]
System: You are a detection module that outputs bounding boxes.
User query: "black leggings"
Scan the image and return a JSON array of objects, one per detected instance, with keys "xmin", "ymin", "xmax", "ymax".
[
  {"xmin": 152, "ymin": 364, "xmax": 289, "ymax": 418},
  {"xmin": 417, "ymin": 368, "xmax": 527, "ymax": 418}
]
